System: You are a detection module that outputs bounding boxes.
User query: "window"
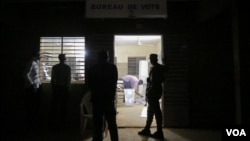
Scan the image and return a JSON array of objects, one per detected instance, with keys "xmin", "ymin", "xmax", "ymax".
[
  {"xmin": 40, "ymin": 37, "xmax": 85, "ymax": 83},
  {"xmin": 128, "ymin": 57, "xmax": 146, "ymax": 76}
]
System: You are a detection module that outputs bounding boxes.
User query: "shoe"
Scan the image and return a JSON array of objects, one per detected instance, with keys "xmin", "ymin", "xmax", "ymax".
[
  {"xmin": 138, "ymin": 129, "xmax": 151, "ymax": 136},
  {"xmin": 150, "ymin": 131, "xmax": 164, "ymax": 140}
]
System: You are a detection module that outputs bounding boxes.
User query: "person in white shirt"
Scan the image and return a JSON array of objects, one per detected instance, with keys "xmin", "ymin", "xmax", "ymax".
[
  {"xmin": 24, "ymin": 52, "xmax": 41, "ymax": 91},
  {"xmin": 24, "ymin": 51, "xmax": 41, "ymax": 131}
]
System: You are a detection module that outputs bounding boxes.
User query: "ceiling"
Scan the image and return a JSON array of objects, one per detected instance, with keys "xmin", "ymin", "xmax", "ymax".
[{"xmin": 115, "ymin": 35, "xmax": 162, "ymax": 46}]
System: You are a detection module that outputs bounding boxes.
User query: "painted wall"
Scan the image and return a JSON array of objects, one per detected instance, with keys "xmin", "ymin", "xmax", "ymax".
[
  {"xmin": 115, "ymin": 45, "xmax": 160, "ymax": 62},
  {"xmin": 115, "ymin": 44, "xmax": 161, "ymax": 78}
]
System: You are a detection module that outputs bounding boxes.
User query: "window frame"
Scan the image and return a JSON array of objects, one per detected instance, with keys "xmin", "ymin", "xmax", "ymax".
[
  {"xmin": 127, "ymin": 57, "xmax": 146, "ymax": 77},
  {"xmin": 39, "ymin": 37, "xmax": 85, "ymax": 84}
]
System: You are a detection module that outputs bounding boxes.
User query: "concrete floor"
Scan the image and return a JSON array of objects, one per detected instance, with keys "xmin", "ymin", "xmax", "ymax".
[
  {"xmin": 82, "ymin": 127, "xmax": 221, "ymax": 141},
  {"xmin": 3, "ymin": 127, "xmax": 221, "ymax": 141},
  {"xmin": 2, "ymin": 91, "xmax": 221, "ymax": 141}
]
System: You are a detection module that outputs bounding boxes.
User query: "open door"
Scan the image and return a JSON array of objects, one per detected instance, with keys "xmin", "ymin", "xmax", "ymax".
[{"xmin": 114, "ymin": 35, "xmax": 163, "ymax": 127}]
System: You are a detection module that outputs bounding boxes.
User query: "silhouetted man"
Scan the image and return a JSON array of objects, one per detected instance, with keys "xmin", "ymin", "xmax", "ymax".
[
  {"xmin": 51, "ymin": 54, "xmax": 71, "ymax": 130},
  {"xmin": 138, "ymin": 54, "xmax": 165, "ymax": 140},
  {"xmin": 88, "ymin": 50, "xmax": 119, "ymax": 141}
]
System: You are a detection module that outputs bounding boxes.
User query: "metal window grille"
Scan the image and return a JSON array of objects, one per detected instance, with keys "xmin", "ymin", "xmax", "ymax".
[
  {"xmin": 40, "ymin": 37, "xmax": 85, "ymax": 83},
  {"xmin": 128, "ymin": 57, "xmax": 146, "ymax": 76}
]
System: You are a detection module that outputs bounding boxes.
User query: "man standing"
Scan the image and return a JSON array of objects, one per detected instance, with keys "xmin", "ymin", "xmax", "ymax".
[
  {"xmin": 88, "ymin": 50, "xmax": 119, "ymax": 141},
  {"xmin": 138, "ymin": 54, "xmax": 165, "ymax": 140},
  {"xmin": 51, "ymin": 54, "xmax": 71, "ymax": 130},
  {"xmin": 24, "ymin": 51, "xmax": 41, "ymax": 131}
]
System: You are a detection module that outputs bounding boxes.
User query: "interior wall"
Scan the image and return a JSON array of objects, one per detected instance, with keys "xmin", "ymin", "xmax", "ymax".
[
  {"xmin": 115, "ymin": 45, "xmax": 158, "ymax": 62},
  {"xmin": 115, "ymin": 44, "xmax": 160, "ymax": 78}
]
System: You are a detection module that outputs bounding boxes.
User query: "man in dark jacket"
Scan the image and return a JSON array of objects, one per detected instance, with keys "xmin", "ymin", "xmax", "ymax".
[{"xmin": 88, "ymin": 50, "xmax": 119, "ymax": 141}]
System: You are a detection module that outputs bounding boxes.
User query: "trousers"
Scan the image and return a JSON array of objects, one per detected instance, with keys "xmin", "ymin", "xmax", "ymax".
[
  {"xmin": 146, "ymin": 98, "xmax": 162, "ymax": 131},
  {"xmin": 92, "ymin": 100, "xmax": 119, "ymax": 141}
]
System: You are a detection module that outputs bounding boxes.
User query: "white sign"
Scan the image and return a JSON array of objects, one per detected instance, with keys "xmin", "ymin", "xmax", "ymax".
[{"xmin": 86, "ymin": 0, "xmax": 167, "ymax": 18}]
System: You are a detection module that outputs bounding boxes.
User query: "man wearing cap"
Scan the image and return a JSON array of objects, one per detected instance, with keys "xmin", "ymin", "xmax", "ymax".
[
  {"xmin": 138, "ymin": 54, "xmax": 165, "ymax": 140},
  {"xmin": 51, "ymin": 54, "xmax": 71, "ymax": 129}
]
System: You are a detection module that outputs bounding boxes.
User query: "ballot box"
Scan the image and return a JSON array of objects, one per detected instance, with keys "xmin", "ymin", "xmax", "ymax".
[{"xmin": 124, "ymin": 89, "xmax": 135, "ymax": 106}]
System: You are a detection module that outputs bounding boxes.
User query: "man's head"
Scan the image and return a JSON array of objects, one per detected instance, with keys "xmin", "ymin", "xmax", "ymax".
[
  {"xmin": 32, "ymin": 51, "xmax": 40, "ymax": 60},
  {"xmin": 138, "ymin": 79, "xmax": 143, "ymax": 85},
  {"xmin": 58, "ymin": 54, "xmax": 66, "ymax": 62},
  {"xmin": 98, "ymin": 50, "xmax": 109, "ymax": 62},
  {"xmin": 149, "ymin": 54, "xmax": 158, "ymax": 65}
]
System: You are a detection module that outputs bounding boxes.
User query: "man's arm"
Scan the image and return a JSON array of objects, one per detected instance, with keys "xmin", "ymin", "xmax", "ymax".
[
  {"xmin": 135, "ymin": 90, "xmax": 144, "ymax": 97},
  {"xmin": 25, "ymin": 60, "xmax": 34, "ymax": 86}
]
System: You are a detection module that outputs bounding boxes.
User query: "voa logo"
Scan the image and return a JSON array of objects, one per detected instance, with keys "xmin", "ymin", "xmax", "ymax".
[{"xmin": 226, "ymin": 129, "xmax": 247, "ymax": 136}]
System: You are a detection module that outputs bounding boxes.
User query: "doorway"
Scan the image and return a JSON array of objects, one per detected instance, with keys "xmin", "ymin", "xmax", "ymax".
[{"xmin": 114, "ymin": 35, "xmax": 163, "ymax": 127}]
